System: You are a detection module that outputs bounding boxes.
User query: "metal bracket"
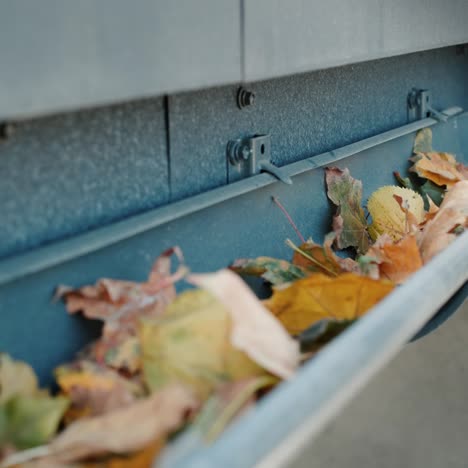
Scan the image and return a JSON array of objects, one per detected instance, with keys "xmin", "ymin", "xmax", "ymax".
[
  {"xmin": 227, "ymin": 134, "xmax": 292, "ymax": 184},
  {"xmin": 407, "ymin": 89, "xmax": 448, "ymax": 123}
]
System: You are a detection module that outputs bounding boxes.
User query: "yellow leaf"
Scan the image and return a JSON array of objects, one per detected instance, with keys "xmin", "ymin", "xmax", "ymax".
[
  {"xmin": 368, "ymin": 186, "xmax": 425, "ymax": 241},
  {"xmin": 0, "ymin": 354, "xmax": 38, "ymax": 404},
  {"xmin": 140, "ymin": 289, "xmax": 265, "ymax": 400},
  {"xmin": 264, "ymin": 273, "xmax": 394, "ymax": 335}
]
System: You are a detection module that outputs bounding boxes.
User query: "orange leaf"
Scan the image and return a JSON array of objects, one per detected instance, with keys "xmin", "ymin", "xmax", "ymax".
[
  {"xmin": 264, "ymin": 273, "xmax": 394, "ymax": 335},
  {"xmin": 410, "ymin": 152, "xmax": 466, "ymax": 188},
  {"xmin": 366, "ymin": 234, "xmax": 422, "ymax": 284},
  {"xmin": 418, "ymin": 180, "xmax": 468, "ymax": 263},
  {"xmin": 290, "ymin": 233, "xmax": 357, "ymax": 277}
]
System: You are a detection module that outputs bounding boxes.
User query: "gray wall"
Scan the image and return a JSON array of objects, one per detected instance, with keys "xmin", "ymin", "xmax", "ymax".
[{"xmin": 0, "ymin": 0, "xmax": 467, "ymax": 119}]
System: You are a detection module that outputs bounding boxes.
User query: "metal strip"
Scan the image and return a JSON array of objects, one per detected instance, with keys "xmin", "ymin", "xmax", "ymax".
[
  {"xmin": 0, "ymin": 107, "xmax": 463, "ymax": 286},
  {"xmin": 174, "ymin": 230, "xmax": 468, "ymax": 468}
]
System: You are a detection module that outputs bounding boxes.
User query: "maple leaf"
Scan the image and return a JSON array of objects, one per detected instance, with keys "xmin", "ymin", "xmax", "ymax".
[
  {"xmin": 418, "ymin": 180, "xmax": 468, "ymax": 263},
  {"xmin": 365, "ymin": 234, "xmax": 423, "ymax": 284},
  {"xmin": 230, "ymin": 257, "xmax": 307, "ymax": 285},
  {"xmin": 325, "ymin": 167, "xmax": 370, "ymax": 254},
  {"xmin": 264, "ymin": 273, "xmax": 393, "ymax": 335},
  {"xmin": 367, "ymin": 186, "xmax": 425, "ymax": 241},
  {"xmin": 57, "ymin": 247, "xmax": 186, "ymax": 372}
]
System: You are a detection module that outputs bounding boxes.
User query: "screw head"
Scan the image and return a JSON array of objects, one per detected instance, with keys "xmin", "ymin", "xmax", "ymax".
[
  {"xmin": 0, "ymin": 122, "xmax": 14, "ymax": 140},
  {"xmin": 237, "ymin": 87, "xmax": 255, "ymax": 109}
]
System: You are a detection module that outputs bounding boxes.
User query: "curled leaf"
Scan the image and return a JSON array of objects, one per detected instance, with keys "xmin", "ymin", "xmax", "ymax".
[
  {"xmin": 264, "ymin": 273, "xmax": 394, "ymax": 335},
  {"xmin": 189, "ymin": 270, "xmax": 300, "ymax": 381},
  {"xmin": 57, "ymin": 248, "xmax": 186, "ymax": 372},
  {"xmin": 367, "ymin": 186, "xmax": 425, "ymax": 241},
  {"xmin": 325, "ymin": 167, "xmax": 370, "ymax": 254},
  {"xmin": 288, "ymin": 233, "xmax": 358, "ymax": 277},
  {"xmin": 418, "ymin": 180, "xmax": 468, "ymax": 263},
  {"xmin": 365, "ymin": 234, "xmax": 423, "ymax": 284},
  {"xmin": 410, "ymin": 151, "xmax": 466, "ymax": 188},
  {"xmin": 140, "ymin": 289, "xmax": 266, "ymax": 400}
]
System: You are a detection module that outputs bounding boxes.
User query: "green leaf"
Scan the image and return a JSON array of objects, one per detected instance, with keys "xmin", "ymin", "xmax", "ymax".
[
  {"xmin": 1, "ymin": 395, "xmax": 69, "ymax": 449},
  {"xmin": 325, "ymin": 167, "xmax": 370, "ymax": 254},
  {"xmin": 298, "ymin": 318, "xmax": 356, "ymax": 353},
  {"xmin": 419, "ymin": 179, "xmax": 445, "ymax": 207},
  {"xmin": 230, "ymin": 257, "xmax": 307, "ymax": 285}
]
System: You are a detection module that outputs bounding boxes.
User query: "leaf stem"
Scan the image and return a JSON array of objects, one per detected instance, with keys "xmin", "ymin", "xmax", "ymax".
[
  {"xmin": 285, "ymin": 239, "xmax": 338, "ymax": 277},
  {"xmin": 272, "ymin": 196, "xmax": 306, "ymax": 244}
]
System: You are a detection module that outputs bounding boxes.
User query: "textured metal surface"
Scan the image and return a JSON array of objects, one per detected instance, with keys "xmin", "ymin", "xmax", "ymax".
[
  {"xmin": 169, "ymin": 46, "xmax": 468, "ymax": 199},
  {"xmin": 0, "ymin": 114, "xmax": 465, "ymax": 386},
  {"xmin": 244, "ymin": 0, "xmax": 468, "ymax": 81},
  {"xmin": 0, "ymin": 98, "xmax": 168, "ymax": 258},
  {"xmin": 0, "ymin": 0, "xmax": 241, "ymax": 120}
]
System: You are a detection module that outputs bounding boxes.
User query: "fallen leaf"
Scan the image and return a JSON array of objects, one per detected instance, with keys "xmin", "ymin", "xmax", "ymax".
[
  {"xmin": 189, "ymin": 270, "xmax": 300, "ymax": 381},
  {"xmin": 288, "ymin": 233, "xmax": 358, "ymax": 277},
  {"xmin": 2, "ymin": 386, "xmax": 197, "ymax": 467},
  {"xmin": 366, "ymin": 234, "xmax": 423, "ymax": 284},
  {"xmin": 413, "ymin": 128, "xmax": 433, "ymax": 154},
  {"xmin": 410, "ymin": 151, "xmax": 466, "ymax": 188},
  {"xmin": 230, "ymin": 257, "xmax": 307, "ymax": 285},
  {"xmin": 57, "ymin": 248, "xmax": 186, "ymax": 372},
  {"xmin": 55, "ymin": 361, "xmax": 143, "ymax": 422},
  {"xmin": 264, "ymin": 273, "xmax": 394, "ymax": 335},
  {"xmin": 325, "ymin": 167, "xmax": 370, "ymax": 254},
  {"xmin": 0, "ymin": 355, "xmax": 38, "ymax": 405},
  {"xmin": 140, "ymin": 289, "xmax": 267, "ymax": 400},
  {"xmin": 0, "ymin": 394, "xmax": 69, "ymax": 450},
  {"xmin": 418, "ymin": 180, "xmax": 468, "ymax": 263},
  {"xmin": 367, "ymin": 186, "xmax": 425, "ymax": 241},
  {"xmin": 194, "ymin": 375, "xmax": 277, "ymax": 443}
]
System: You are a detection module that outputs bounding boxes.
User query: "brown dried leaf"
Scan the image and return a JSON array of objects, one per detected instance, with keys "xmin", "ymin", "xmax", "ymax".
[
  {"xmin": 410, "ymin": 151, "xmax": 467, "ymax": 188},
  {"xmin": 366, "ymin": 234, "xmax": 423, "ymax": 284},
  {"xmin": 57, "ymin": 248, "xmax": 186, "ymax": 372},
  {"xmin": 418, "ymin": 180, "xmax": 468, "ymax": 263}
]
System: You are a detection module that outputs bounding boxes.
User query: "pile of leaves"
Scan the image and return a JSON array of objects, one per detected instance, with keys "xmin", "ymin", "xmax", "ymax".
[{"xmin": 1, "ymin": 129, "xmax": 466, "ymax": 467}]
